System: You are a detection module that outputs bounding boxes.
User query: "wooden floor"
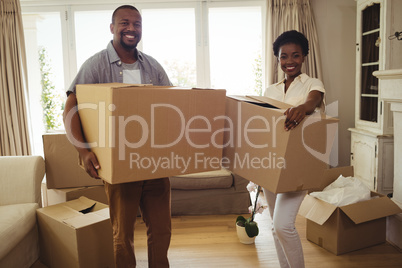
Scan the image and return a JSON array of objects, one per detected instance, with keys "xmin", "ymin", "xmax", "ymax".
[
  {"xmin": 32, "ymin": 208, "xmax": 402, "ymax": 268},
  {"xmin": 131, "ymin": 210, "xmax": 402, "ymax": 268}
]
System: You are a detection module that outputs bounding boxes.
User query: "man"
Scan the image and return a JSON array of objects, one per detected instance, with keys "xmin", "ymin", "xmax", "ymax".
[{"xmin": 63, "ymin": 5, "xmax": 172, "ymax": 268}]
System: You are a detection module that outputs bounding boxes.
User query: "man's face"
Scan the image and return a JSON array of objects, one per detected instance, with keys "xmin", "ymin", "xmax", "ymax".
[{"xmin": 110, "ymin": 8, "xmax": 142, "ymax": 50}]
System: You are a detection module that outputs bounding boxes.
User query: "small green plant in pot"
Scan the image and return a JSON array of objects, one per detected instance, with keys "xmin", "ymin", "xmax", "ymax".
[{"xmin": 236, "ymin": 183, "xmax": 266, "ymax": 238}]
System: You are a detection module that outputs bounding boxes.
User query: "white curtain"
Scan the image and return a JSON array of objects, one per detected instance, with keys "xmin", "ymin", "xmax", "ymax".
[
  {"xmin": 0, "ymin": 0, "xmax": 32, "ymax": 155},
  {"xmin": 265, "ymin": 0, "xmax": 322, "ymax": 85}
]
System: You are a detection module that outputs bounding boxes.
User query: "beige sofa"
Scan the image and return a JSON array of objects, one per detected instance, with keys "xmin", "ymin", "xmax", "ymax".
[
  {"xmin": 170, "ymin": 169, "xmax": 251, "ymax": 215},
  {"xmin": 0, "ymin": 156, "xmax": 45, "ymax": 268}
]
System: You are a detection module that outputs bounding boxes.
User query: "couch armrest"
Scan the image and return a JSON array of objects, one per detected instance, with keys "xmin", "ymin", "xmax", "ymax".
[
  {"xmin": 0, "ymin": 156, "xmax": 45, "ymax": 206},
  {"xmin": 232, "ymin": 173, "xmax": 250, "ymax": 192}
]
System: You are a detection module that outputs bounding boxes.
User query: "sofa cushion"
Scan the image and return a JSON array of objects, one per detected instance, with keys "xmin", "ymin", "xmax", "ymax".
[
  {"xmin": 0, "ymin": 203, "xmax": 38, "ymax": 259},
  {"xmin": 170, "ymin": 169, "xmax": 233, "ymax": 190}
]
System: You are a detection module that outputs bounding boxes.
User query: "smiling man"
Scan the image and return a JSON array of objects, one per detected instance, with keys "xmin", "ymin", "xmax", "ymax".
[
  {"xmin": 112, "ymin": 7, "xmax": 142, "ymax": 51},
  {"xmin": 63, "ymin": 5, "xmax": 172, "ymax": 268}
]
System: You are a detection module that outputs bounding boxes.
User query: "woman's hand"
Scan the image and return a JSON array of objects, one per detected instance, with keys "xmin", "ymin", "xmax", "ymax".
[
  {"xmin": 283, "ymin": 90, "xmax": 324, "ymax": 131},
  {"xmin": 284, "ymin": 106, "xmax": 307, "ymax": 131}
]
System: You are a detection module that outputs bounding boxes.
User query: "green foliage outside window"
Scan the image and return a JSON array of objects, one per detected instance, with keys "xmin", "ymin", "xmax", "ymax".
[
  {"xmin": 253, "ymin": 54, "xmax": 263, "ymax": 96},
  {"xmin": 39, "ymin": 47, "xmax": 64, "ymax": 131}
]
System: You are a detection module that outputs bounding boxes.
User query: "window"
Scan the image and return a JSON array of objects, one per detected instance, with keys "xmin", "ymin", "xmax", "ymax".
[
  {"xmin": 141, "ymin": 8, "xmax": 197, "ymax": 87},
  {"xmin": 74, "ymin": 10, "xmax": 114, "ymax": 69},
  {"xmin": 22, "ymin": 10, "xmax": 66, "ymax": 155},
  {"xmin": 208, "ymin": 6, "xmax": 262, "ymax": 95},
  {"xmin": 21, "ymin": 0, "xmax": 265, "ymax": 155}
]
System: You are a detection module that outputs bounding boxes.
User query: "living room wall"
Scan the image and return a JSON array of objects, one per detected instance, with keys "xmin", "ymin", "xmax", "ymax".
[{"xmin": 311, "ymin": 0, "xmax": 357, "ymax": 167}]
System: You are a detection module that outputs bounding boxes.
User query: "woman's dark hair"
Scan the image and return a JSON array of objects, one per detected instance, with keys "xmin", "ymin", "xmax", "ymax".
[{"xmin": 272, "ymin": 30, "xmax": 309, "ymax": 57}]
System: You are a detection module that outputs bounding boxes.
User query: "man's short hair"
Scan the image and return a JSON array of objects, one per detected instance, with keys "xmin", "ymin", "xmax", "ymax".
[
  {"xmin": 272, "ymin": 30, "xmax": 309, "ymax": 57},
  {"xmin": 112, "ymin": 5, "xmax": 140, "ymax": 24}
]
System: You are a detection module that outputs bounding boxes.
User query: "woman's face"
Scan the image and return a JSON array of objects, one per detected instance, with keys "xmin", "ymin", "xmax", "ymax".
[{"xmin": 278, "ymin": 43, "xmax": 305, "ymax": 80}]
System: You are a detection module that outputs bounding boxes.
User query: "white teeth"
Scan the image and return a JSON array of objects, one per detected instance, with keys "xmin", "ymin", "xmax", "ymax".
[{"xmin": 125, "ymin": 35, "xmax": 135, "ymax": 39}]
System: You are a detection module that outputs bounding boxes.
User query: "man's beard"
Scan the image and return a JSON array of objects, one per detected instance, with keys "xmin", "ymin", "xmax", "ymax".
[
  {"xmin": 120, "ymin": 33, "xmax": 139, "ymax": 50},
  {"xmin": 120, "ymin": 39, "xmax": 138, "ymax": 50}
]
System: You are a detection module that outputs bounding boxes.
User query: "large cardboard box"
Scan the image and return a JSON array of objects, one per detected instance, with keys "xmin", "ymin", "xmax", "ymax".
[
  {"xmin": 222, "ymin": 95, "xmax": 338, "ymax": 193},
  {"xmin": 43, "ymin": 133, "xmax": 103, "ymax": 189},
  {"xmin": 42, "ymin": 183, "xmax": 108, "ymax": 207},
  {"xmin": 76, "ymin": 83, "xmax": 226, "ymax": 184},
  {"xmin": 37, "ymin": 197, "xmax": 114, "ymax": 268},
  {"xmin": 299, "ymin": 166, "xmax": 402, "ymax": 255}
]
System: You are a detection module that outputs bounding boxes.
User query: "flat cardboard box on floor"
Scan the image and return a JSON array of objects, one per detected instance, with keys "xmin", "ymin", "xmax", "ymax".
[
  {"xmin": 222, "ymin": 95, "xmax": 338, "ymax": 193},
  {"xmin": 76, "ymin": 83, "xmax": 226, "ymax": 184},
  {"xmin": 299, "ymin": 166, "xmax": 402, "ymax": 255},
  {"xmin": 37, "ymin": 197, "xmax": 114, "ymax": 268},
  {"xmin": 43, "ymin": 133, "xmax": 103, "ymax": 189},
  {"xmin": 41, "ymin": 183, "xmax": 108, "ymax": 207}
]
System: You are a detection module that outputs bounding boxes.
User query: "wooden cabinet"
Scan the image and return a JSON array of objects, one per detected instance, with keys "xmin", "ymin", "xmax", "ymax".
[
  {"xmin": 350, "ymin": 0, "xmax": 402, "ymax": 194},
  {"xmin": 350, "ymin": 129, "xmax": 393, "ymax": 194}
]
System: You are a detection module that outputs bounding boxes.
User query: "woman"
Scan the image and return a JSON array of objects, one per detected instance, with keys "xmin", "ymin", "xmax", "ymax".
[{"xmin": 264, "ymin": 30, "xmax": 325, "ymax": 268}]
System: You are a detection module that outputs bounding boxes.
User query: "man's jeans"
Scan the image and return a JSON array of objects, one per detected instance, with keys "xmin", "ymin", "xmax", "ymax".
[{"xmin": 104, "ymin": 177, "xmax": 171, "ymax": 268}]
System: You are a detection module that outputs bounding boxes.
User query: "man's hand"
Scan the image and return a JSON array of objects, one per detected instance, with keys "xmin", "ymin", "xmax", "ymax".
[
  {"xmin": 64, "ymin": 93, "xmax": 101, "ymax": 179},
  {"xmin": 80, "ymin": 150, "xmax": 101, "ymax": 179}
]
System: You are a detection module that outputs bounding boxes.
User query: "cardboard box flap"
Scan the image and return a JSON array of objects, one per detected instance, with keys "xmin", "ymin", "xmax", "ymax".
[
  {"xmin": 227, "ymin": 95, "xmax": 291, "ymax": 110},
  {"xmin": 38, "ymin": 204, "xmax": 82, "ymax": 221},
  {"xmin": 319, "ymin": 166, "xmax": 354, "ymax": 190},
  {"xmin": 246, "ymin": 96, "xmax": 293, "ymax": 110},
  {"xmin": 65, "ymin": 196, "xmax": 97, "ymax": 212},
  {"xmin": 191, "ymin": 87, "xmax": 226, "ymax": 91},
  {"xmin": 62, "ymin": 207, "xmax": 110, "ymax": 228},
  {"xmin": 299, "ymin": 194, "xmax": 338, "ymax": 225},
  {"xmin": 92, "ymin": 207, "xmax": 110, "ymax": 218},
  {"xmin": 340, "ymin": 195, "xmax": 402, "ymax": 224},
  {"xmin": 93, "ymin": 83, "xmax": 150, "ymax": 89}
]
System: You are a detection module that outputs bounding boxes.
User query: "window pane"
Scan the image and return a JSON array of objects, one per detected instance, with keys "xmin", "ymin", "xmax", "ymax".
[
  {"xmin": 22, "ymin": 12, "xmax": 66, "ymax": 154},
  {"xmin": 141, "ymin": 8, "xmax": 196, "ymax": 87},
  {"xmin": 209, "ymin": 6, "xmax": 262, "ymax": 95},
  {"xmin": 74, "ymin": 10, "xmax": 114, "ymax": 70}
]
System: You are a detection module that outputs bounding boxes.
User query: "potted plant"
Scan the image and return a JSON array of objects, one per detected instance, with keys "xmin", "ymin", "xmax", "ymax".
[{"xmin": 236, "ymin": 182, "xmax": 266, "ymax": 244}]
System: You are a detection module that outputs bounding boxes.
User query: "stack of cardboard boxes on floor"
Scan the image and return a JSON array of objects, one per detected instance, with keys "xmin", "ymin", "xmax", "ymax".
[
  {"xmin": 42, "ymin": 133, "xmax": 107, "ymax": 206},
  {"xmin": 40, "ymin": 132, "xmax": 113, "ymax": 268},
  {"xmin": 39, "ymin": 133, "xmax": 113, "ymax": 268}
]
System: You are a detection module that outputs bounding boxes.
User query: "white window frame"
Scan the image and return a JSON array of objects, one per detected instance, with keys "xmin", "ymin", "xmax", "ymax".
[
  {"xmin": 21, "ymin": 0, "xmax": 265, "ymax": 156},
  {"xmin": 21, "ymin": 0, "xmax": 265, "ymax": 90}
]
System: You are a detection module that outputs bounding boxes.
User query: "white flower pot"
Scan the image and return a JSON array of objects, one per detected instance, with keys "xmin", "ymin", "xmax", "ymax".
[{"xmin": 236, "ymin": 223, "xmax": 256, "ymax": 244}]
